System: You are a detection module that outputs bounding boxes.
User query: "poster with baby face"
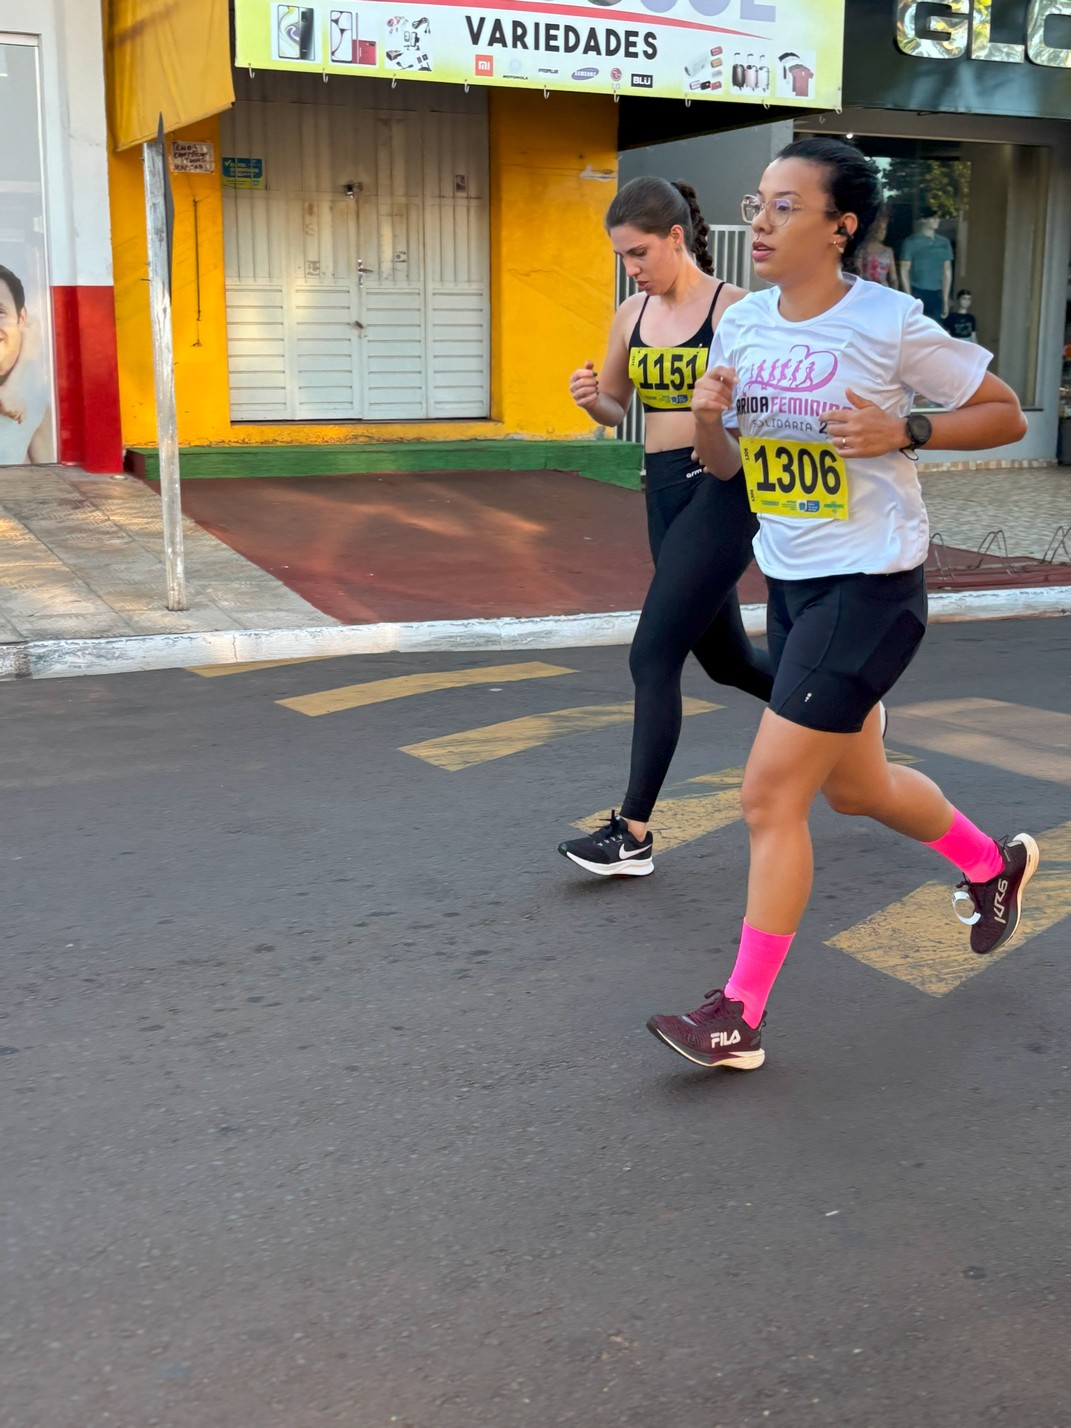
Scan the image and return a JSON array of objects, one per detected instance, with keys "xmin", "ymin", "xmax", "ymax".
[{"xmin": 0, "ymin": 40, "xmax": 56, "ymax": 466}]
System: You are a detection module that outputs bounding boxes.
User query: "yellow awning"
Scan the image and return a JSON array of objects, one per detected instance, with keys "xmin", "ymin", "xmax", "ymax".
[{"xmin": 105, "ymin": 0, "xmax": 235, "ymax": 151}]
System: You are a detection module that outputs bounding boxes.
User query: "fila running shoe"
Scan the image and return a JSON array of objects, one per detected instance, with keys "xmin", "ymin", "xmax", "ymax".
[
  {"xmin": 647, "ymin": 989, "xmax": 765, "ymax": 1070},
  {"xmin": 557, "ymin": 810, "xmax": 653, "ymax": 877},
  {"xmin": 953, "ymin": 832, "xmax": 1040, "ymax": 955}
]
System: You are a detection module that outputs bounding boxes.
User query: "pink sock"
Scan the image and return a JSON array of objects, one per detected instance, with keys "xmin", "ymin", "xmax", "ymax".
[
  {"xmin": 724, "ymin": 920, "xmax": 794, "ymax": 1029},
  {"xmin": 925, "ymin": 808, "xmax": 1003, "ymax": 882}
]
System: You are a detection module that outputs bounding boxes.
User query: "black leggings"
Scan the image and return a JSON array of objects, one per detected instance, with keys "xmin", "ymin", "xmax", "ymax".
[{"xmin": 619, "ymin": 449, "xmax": 773, "ymax": 823}]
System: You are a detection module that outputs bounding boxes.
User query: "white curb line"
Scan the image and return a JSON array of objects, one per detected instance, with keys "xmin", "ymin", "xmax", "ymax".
[{"xmin": 1, "ymin": 586, "xmax": 1068, "ymax": 681}]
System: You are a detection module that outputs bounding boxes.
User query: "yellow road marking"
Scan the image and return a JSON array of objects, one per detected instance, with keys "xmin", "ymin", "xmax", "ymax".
[
  {"xmin": 828, "ymin": 817, "xmax": 1071, "ymax": 997},
  {"xmin": 575, "ymin": 767, "xmax": 744, "ymax": 852},
  {"xmin": 892, "ymin": 699, "xmax": 1071, "ymax": 786},
  {"xmin": 573, "ymin": 752, "xmax": 919, "ymax": 855},
  {"xmin": 189, "ymin": 657, "xmax": 333, "ymax": 678},
  {"xmin": 279, "ymin": 661, "xmax": 575, "ymax": 717},
  {"xmin": 402, "ymin": 697, "xmax": 722, "ymax": 771}
]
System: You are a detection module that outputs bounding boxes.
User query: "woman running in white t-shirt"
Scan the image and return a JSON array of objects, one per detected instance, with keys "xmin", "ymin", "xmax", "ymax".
[{"xmin": 646, "ymin": 137, "xmax": 1039, "ymax": 1071}]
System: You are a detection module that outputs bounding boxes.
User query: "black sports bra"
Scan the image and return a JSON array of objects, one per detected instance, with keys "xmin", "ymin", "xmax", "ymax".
[{"xmin": 627, "ymin": 282, "xmax": 724, "ymax": 413}]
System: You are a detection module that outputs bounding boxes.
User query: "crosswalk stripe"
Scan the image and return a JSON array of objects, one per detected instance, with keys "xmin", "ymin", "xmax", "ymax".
[
  {"xmin": 575, "ymin": 767, "xmax": 745, "ymax": 852},
  {"xmin": 892, "ymin": 698, "xmax": 1071, "ymax": 786},
  {"xmin": 573, "ymin": 753, "xmax": 919, "ymax": 855},
  {"xmin": 278, "ymin": 661, "xmax": 575, "ymax": 717},
  {"xmin": 828, "ymin": 817, "xmax": 1071, "ymax": 997},
  {"xmin": 189, "ymin": 657, "xmax": 332, "ymax": 678},
  {"xmin": 401, "ymin": 698, "xmax": 722, "ymax": 772}
]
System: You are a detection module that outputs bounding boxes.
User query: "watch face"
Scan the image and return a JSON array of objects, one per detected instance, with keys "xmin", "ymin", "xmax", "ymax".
[{"xmin": 908, "ymin": 414, "xmax": 933, "ymax": 447}]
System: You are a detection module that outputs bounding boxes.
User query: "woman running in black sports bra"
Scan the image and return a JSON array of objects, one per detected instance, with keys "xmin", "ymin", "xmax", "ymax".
[{"xmin": 557, "ymin": 176, "xmax": 773, "ymax": 879}]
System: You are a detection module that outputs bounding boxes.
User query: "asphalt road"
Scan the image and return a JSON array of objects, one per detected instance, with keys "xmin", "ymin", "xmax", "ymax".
[{"xmin": 2, "ymin": 616, "xmax": 1070, "ymax": 1428}]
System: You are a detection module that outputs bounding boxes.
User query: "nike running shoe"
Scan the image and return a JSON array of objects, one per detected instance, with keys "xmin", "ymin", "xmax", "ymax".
[
  {"xmin": 953, "ymin": 832, "xmax": 1040, "ymax": 955},
  {"xmin": 557, "ymin": 810, "xmax": 654, "ymax": 877},
  {"xmin": 647, "ymin": 989, "xmax": 765, "ymax": 1070}
]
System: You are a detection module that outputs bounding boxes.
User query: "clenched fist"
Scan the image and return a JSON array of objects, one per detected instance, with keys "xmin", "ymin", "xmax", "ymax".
[
  {"xmin": 568, "ymin": 360, "xmax": 601, "ymax": 412},
  {"xmin": 692, "ymin": 364, "xmax": 738, "ymax": 424}
]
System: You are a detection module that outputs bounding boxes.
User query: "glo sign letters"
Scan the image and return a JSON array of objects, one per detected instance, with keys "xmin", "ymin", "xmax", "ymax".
[{"xmin": 896, "ymin": 0, "xmax": 1071, "ymax": 66}]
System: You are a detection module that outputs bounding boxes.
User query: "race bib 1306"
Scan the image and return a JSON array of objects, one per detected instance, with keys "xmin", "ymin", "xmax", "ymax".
[{"xmin": 739, "ymin": 437, "xmax": 849, "ymax": 520}]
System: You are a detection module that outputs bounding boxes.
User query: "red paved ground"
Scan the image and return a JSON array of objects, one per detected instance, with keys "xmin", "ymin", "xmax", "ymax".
[{"xmin": 173, "ymin": 469, "xmax": 1070, "ymax": 625}]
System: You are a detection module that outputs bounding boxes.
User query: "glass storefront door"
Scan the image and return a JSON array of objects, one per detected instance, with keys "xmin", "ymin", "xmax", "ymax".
[{"xmin": 803, "ymin": 130, "xmax": 1050, "ymax": 411}]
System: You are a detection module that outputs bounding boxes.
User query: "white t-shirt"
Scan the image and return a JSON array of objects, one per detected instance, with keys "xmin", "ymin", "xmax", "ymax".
[{"xmin": 712, "ymin": 277, "xmax": 992, "ymax": 580}]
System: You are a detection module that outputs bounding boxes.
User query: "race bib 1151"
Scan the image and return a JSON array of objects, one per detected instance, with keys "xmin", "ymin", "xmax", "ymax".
[{"xmin": 739, "ymin": 437, "xmax": 849, "ymax": 521}]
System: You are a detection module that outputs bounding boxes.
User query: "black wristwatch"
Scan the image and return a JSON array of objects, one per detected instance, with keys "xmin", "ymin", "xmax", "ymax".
[{"xmin": 904, "ymin": 413, "xmax": 933, "ymax": 452}]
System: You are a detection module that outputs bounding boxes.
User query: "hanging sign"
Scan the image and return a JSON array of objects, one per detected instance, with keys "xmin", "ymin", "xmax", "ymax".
[
  {"xmin": 234, "ymin": 0, "xmax": 843, "ymax": 107},
  {"xmin": 170, "ymin": 141, "xmax": 216, "ymax": 173}
]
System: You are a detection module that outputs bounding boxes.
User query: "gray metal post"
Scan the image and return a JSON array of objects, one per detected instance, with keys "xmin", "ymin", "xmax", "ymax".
[{"xmin": 142, "ymin": 135, "xmax": 187, "ymax": 611}]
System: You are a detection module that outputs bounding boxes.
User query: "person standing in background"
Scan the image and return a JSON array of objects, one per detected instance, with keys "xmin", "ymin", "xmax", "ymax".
[
  {"xmin": 898, "ymin": 209, "xmax": 953, "ymax": 320},
  {"xmin": 858, "ymin": 212, "xmax": 896, "ymax": 287},
  {"xmin": 943, "ymin": 289, "xmax": 978, "ymax": 343}
]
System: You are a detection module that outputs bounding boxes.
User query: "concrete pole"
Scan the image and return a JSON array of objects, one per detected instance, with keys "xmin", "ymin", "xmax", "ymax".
[{"xmin": 142, "ymin": 135, "xmax": 187, "ymax": 611}]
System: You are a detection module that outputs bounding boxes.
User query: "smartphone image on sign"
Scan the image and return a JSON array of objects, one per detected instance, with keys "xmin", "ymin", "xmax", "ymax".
[
  {"xmin": 330, "ymin": 9, "xmax": 357, "ymax": 63},
  {"xmin": 277, "ymin": 5, "xmax": 315, "ymax": 61}
]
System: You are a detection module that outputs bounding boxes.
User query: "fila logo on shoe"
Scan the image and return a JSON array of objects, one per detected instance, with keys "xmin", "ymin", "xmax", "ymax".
[
  {"xmin": 993, "ymin": 877, "xmax": 1009, "ymax": 924},
  {"xmin": 711, "ymin": 1030, "xmax": 742, "ymax": 1048}
]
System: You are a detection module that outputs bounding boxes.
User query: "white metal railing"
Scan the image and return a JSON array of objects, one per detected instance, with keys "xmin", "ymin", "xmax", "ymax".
[{"xmin": 615, "ymin": 224, "xmax": 755, "ymax": 446}]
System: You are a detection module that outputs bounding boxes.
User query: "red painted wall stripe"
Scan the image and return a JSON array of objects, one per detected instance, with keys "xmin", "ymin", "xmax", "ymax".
[{"xmin": 51, "ymin": 286, "xmax": 123, "ymax": 474}]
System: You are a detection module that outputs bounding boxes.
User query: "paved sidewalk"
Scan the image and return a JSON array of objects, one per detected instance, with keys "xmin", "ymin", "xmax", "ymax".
[
  {"xmin": 0, "ymin": 461, "xmax": 1067, "ymax": 678},
  {"xmin": 0, "ymin": 467, "xmax": 333, "ymax": 641}
]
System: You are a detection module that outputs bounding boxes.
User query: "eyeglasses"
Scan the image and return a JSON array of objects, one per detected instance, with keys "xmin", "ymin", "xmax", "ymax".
[{"xmin": 741, "ymin": 195, "xmax": 835, "ymax": 226}]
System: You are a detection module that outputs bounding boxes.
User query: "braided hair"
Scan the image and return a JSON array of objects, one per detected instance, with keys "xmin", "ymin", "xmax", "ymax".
[{"xmin": 605, "ymin": 176, "xmax": 714, "ymax": 275}]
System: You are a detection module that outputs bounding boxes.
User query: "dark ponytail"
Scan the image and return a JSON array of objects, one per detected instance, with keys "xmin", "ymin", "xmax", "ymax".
[
  {"xmin": 774, "ymin": 137, "xmax": 884, "ymax": 275},
  {"xmin": 605, "ymin": 175, "xmax": 714, "ymax": 275}
]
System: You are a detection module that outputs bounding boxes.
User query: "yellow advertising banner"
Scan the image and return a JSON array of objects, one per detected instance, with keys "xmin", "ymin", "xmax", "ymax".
[
  {"xmin": 106, "ymin": 0, "xmax": 236, "ymax": 151},
  {"xmin": 234, "ymin": 0, "xmax": 843, "ymax": 108}
]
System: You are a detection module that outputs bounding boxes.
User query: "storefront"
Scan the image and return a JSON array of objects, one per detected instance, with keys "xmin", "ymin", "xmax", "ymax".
[
  {"xmin": 0, "ymin": 2, "xmax": 121, "ymax": 471},
  {"xmin": 815, "ymin": 0, "xmax": 1071, "ymax": 467},
  {"xmin": 620, "ymin": 0, "xmax": 1071, "ymax": 467},
  {"xmin": 106, "ymin": 0, "xmax": 843, "ymax": 472}
]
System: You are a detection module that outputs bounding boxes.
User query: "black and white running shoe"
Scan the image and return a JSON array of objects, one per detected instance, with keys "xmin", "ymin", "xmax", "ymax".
[
  {"xmin": 558, "ymin": 810, "xmax": 654, "ymax": 877},
  {"xmin": 953, "ymin": 832, "xmax": 1040, "ymax": 955}
]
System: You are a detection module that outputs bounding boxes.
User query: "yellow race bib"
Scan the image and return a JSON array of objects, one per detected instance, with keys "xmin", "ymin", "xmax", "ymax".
[
  {"xmin": 739, "ymin": 437, "xmax": 849, "ymax": 520},
  {"xmin": 628, "ymin": 346, "xmax": 708, "ymax": 410}
]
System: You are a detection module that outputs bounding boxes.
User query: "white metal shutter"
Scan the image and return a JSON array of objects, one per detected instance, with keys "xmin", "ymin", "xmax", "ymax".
[{"xmin": 220, "ymin": 74, "xmax": 489, "ymax": 422}]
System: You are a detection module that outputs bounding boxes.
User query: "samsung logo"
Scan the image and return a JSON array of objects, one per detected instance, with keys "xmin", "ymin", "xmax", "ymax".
[{"xmin": 572, "ymin": 65, "xmax": 599, "ymax": 80}]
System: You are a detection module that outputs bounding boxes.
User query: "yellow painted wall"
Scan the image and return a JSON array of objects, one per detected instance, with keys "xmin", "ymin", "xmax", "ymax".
[
  {"xmin": 109, "ymin": 89, "xmax": 618, "ymax": 450},
  {"xmin": 488, "ymin": 89, "xmax": 618, "ymax": 437}
]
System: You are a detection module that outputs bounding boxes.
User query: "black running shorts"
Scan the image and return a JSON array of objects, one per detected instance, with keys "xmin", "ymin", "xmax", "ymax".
[{"xmin": 765, "ymin": 565, "xmax": 927, "ymax": 733}]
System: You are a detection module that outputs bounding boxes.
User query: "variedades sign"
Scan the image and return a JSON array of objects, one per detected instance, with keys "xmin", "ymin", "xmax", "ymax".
[{"xmin": 234, "ymin": 0, "xmax": 844, "ymax": 107}]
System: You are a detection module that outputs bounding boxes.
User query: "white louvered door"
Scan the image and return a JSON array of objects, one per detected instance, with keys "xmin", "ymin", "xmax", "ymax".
[{"xmin": 220, "ymin": 74, "xmax": 489, "ymax": 422}]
